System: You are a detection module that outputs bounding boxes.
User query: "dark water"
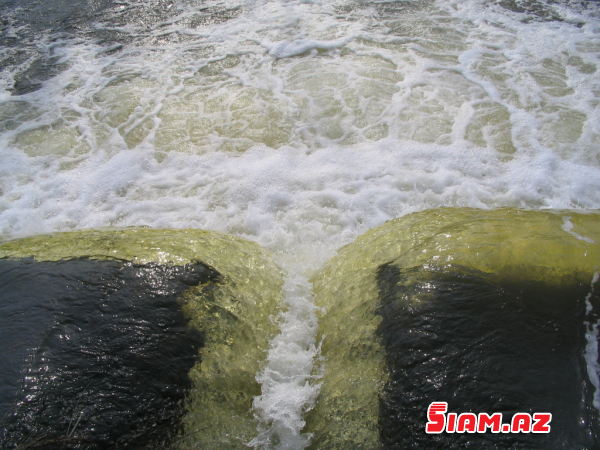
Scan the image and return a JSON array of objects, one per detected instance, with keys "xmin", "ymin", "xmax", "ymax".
[
  {"xmin": 377, "ymin": 264, "xmax": 600, "ymax": 449},
  {"xmin": 0, "ymin": 0, "xmax": 241, "ymax": 95},
  {"xmin": 0, "ymin": 257, "xmax": 219, "ymax": 449},
  {"xmin": 0, "ymin": 0, "xmax": 115, "ymax": 95},
  {"xmin": 1, "ymin": 0, "xmax": 597, "ymax": 96}
]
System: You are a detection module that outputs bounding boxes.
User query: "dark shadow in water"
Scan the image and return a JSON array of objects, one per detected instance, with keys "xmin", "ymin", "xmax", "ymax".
[
  {"xmin": 498, "ymin": 0, "xmax": 565, "ymax": 22},
  {"xmin": 377, "ymin": 263, "xmax": 600, "ymax": 449},
  {"xmin": 0, "ymin": 0, "xmax": 114, "ymax": 33},
  {"xmin": 8, "ymin": 57, "xmax": 70, "ymax": 96},
  {"xmin": 0, "ymin": 0, "xmax": 242, "ymax": 95},
  {"xmin": 0, "ymin": 257, "xmax": 219, "ymax": 449},
  {"xmin": 0, "ymin": 0, "xmax": 117, "ymax": 96},
  {"xmin": 494, "ymin": 0, "xmax": 600, "ymax": 26}
]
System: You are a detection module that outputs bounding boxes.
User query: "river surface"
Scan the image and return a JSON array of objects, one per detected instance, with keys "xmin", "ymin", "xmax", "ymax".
[{"xmin": 1, "ymin": 0, "xmax": 600, "ymax": 448}]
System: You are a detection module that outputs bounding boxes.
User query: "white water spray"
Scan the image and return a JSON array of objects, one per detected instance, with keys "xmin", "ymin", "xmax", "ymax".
[
  {"xmin": 1, "ymin": 0, "xmax": 600, "ymax": 446},
  {"xmin": 249, "ymin": 276, "xmax": 322, "ymax": 450},
  {"xmin": 584, "ymin": 272, "xmax": 600, "ymax": 411}
]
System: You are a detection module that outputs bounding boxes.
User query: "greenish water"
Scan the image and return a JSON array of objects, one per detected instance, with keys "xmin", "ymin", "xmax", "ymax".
[{"xmin": 1, "ymin": 0, "xmax": 600, "ymax": 447}]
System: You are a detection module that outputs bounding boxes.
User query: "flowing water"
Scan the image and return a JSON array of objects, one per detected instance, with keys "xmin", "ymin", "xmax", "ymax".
[{"xmin": 1, "ymin": 0, "xmax": 600, "ymax": 448}]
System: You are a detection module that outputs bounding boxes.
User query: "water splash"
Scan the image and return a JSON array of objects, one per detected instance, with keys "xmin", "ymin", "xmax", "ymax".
[
  {"xmin": 249, "ymin": 276, "xmax": 322, "ymax": 450},
  {"xmin": 563, "ymin": 216, "xmax": 596, "ymax": 244},
  {"xmin": 584, "ymin": 271, "xmax": 600, "ymax": 411}
]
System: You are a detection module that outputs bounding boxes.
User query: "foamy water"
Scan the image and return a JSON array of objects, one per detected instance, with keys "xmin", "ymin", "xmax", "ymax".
[
  {"xmin": 584, "ymin": 271, "xmax": 600, "ymax": 411},
  {"xmin": 1, "ymin": 0, "xmax": 600, "ymax": 447}
]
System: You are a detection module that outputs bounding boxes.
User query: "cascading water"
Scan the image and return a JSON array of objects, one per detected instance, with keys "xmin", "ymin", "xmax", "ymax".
[{"xmin": 1, "ymin": 0, "xmax": 600, "ymax": 448}]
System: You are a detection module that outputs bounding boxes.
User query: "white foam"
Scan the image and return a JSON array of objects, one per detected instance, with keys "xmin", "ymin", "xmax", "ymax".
[
  {"xmin": 262, "ymin": 37, "xmax": 352, "ymax": 59},
  {"xmin": 249, "ymin": 276, "xmax": 321, "ymax": 450},
  {"xmin": 1, "ymin": 0, "xmax": 600, "ymax": 447},
  {"xmin": 585, "ymin": 320, "xmax": 600, "ymax": 410},
  {"xmin": 562, "ymin": 216, "xmax": 596, "ymax": 244},
  {"xmin": 584, "ymin": 273, "xmax": 600, "ymax": 411}
]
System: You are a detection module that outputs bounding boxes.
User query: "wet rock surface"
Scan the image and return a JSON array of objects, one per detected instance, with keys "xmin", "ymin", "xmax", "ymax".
[
  {"xmin": 377, "ymin": 263, "xmax": 600, "ymax": 449},
  {"xmin": 0, "ymin": 257, "xmax": 217, "ymax": 449}
]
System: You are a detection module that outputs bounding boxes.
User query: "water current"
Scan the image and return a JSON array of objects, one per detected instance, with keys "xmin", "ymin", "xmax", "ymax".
[{"xmin": 1, "ymin": 0, "xmax": 600, "ymax": 448}]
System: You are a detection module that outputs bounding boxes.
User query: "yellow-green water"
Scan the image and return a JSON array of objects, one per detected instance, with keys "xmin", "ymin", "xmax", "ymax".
[
  {"xmin": 2, "ymin": 0, "xmax": 600, "ymax": 447},
  {"xmin": 309, "ymin": 208, "xmax": 600, "ymax": 448},
  {"xmin": 0, "ymin": 228, "xmax": 283, "ymax": 448}
]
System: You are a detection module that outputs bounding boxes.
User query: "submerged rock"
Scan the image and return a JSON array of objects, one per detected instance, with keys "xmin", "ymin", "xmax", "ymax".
[
  {"xmin": 308, "ymin": 208, "xmax": 600, "ymax": 449},
  {"xmin": 0, "ymin": 229, "xmax": 283, "ymax": 449},
  {"xmin": 0, "ymin": 258, "xmax": 210, "ymax": 449}
]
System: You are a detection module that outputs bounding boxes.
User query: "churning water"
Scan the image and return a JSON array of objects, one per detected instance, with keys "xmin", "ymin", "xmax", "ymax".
[{"xmin": 1, "ymin": 0, "xmax": 600, "ymax": 448}]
